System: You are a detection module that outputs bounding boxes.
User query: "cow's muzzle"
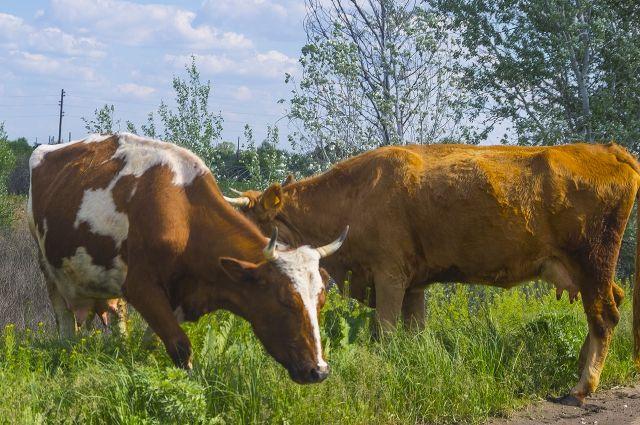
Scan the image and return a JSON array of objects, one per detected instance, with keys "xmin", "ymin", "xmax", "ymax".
[{"xmin": 289, "ymin": 364, "xmax": 330, "ymax": 384}]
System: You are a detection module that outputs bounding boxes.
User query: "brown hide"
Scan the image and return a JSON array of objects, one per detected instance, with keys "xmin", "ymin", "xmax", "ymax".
[
  {"xmin": 236, "ymin": 142, "xmax": 640, "ymax": 402},
  {"xmin": 29, "ymin": 134, "xmax": 332, "ymax": 384}
]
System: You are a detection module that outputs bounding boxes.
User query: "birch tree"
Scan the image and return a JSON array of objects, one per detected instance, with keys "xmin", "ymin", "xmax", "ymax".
[{"xmin": 287, "ymin": 0, "xmax": 476, "ymax": 165}]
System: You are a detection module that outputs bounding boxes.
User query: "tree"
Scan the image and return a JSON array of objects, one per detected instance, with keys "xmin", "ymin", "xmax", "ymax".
[
  {"xmin": 287, "ymin": 0, "xmax": 476, "ymax": 166},
  {"xmin": 0, "ymin": 122, "xmax": 16, "ymax": 226},
  {"xmin": 6, "ymin": 137, "xmax": 33, "ymax": 195},
  {"xmin": 82, "ymin": 104, "xmax": 119, "ymax": 134},
  {"xmin": 437, "ymin": 0, "xmax": 640, "ymax": 148},
  {"xmin": 157, "ymin": 56, "xmax": 224, "ymax": 169}
]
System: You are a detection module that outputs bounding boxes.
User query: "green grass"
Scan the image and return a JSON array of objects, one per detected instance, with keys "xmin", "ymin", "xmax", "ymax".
[{"xmin": 0, "ymin": 283, "xmax": 637, "ymax": 425}]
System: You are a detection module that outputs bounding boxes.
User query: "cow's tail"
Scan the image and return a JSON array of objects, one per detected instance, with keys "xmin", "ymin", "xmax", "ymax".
[{"xmin": 634, "ymin": 188, "xmax": 640, "ymax": 367}]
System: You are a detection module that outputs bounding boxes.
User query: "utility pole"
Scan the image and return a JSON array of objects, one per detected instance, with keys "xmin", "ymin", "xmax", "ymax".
[{"xmin": 57, "ymin": 89, "xmax": 65, "ymax": 144}]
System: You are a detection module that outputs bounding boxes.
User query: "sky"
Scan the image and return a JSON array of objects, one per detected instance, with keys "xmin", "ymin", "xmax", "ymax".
[{"xmin": 0, "ymin": 0, "xmax": 307, "ymax": 145}]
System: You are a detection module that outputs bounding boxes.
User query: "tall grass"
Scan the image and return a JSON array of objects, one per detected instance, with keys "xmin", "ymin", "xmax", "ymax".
[
  {"xmin": 0, "ymin": 206, "xmax": 53, "ymax": 330},
  {"xmin": 0, "ymin": 281, "xmax": 637, "ymax": 424}
]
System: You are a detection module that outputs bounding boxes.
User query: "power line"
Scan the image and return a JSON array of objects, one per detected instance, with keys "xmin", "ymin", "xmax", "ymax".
[{"xmin": 0, "ymin": 94, "xmax": 60, "ymax": 98}]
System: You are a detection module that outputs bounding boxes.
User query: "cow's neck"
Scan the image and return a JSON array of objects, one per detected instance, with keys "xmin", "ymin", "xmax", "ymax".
[
  {"xmin": 191, "ymin": 176, "xmax": 267, "ymax": 264},
  {"xmin": 278, "ymin": 181, "xmax": 345, "ymax": 247},
  {"xmin": 180, "ymin": 176, "xmax": 267, "ymax": 317}
]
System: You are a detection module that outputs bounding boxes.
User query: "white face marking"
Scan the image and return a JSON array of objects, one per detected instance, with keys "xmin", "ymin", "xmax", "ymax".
[
  {"xmin": 274, "ymin": 246, "xmax": 327, "ymax": 368},
  {"xmin": 74, "ymin": 188, "xmax": 129, "ymax": 248}
]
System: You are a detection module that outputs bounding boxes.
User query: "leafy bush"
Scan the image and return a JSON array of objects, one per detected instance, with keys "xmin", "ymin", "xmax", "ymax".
[{"xmin": 0, "ymin": 124, "xmax": 16, "ymax": 227}]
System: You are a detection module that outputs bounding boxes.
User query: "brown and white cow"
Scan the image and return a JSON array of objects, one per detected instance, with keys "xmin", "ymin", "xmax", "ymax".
[
  {"xmin": 28, "ymin": 133, "xmax": 348, "ymax": 383},
  {"xmin": 226, "ymin": 142, "xmax": 640, "ymax": 403}
]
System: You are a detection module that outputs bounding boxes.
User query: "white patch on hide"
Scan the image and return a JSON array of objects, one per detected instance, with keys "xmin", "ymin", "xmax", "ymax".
[
  {"xmin": 113, "ymin": 133, "xmax": 208, "ymax": 186},
  {"xmin": 274, "ymin": 246, "xmax": 327, "ymax": 368},
  {"xmin": 29, "ymin": 134, "xmax": 111, "ymax": 169},
  {"xmin": 52, "ymin": 247, "xmax": 127, "ymax": 303},
  {"xmin": 74, "ymin": 188, "xmax": 129, "ymax": 248}
]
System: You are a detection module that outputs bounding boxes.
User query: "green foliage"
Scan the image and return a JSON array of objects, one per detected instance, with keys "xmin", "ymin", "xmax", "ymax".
[
  {"xmin": 437, "ymin": 0, "xmax": 640, "ymax": 148},
  {"xmin": 288, "ymin": 0, "xmax": 477, "ymax": 165},
  {"xmin": 0, "ymin": 283, "xmax": 637, "ymax": 424},
  {"xmin": 6, "ymin": 137, "xmax": 34, "ymax": 196},
  {"xmin": 82, "ymin": 104, "xmax": 119, "ymax": 134},
  {"xmin": 0, "ymin": 123, "xmax": 16, "ymax": 226},
  {"xmin": 157, "ymin": 56, "xmax": 224, "ymax": 169}
]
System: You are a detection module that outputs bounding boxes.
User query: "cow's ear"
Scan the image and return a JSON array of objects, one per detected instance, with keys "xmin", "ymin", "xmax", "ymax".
[
  {"xmin": 219, "ymin": 257, "xmax": 258, "ymax": 283},
  {"xmin": 282, "ymin": 174, "xmax": 296, "ymax": 187},
  {"xmin": 261, "ymin": 183, "xmax": 284, "ymax": 212}
]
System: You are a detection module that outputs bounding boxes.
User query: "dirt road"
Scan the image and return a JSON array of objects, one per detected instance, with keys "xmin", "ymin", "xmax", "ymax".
[{"xmin": 489, "ymin": 385, "xmax": 640, "ymax": 425}]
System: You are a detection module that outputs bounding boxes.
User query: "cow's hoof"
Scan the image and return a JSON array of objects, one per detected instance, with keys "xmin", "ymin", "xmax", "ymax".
[{"xmin": 549, "ymin": 394, "xmax": 584, "ymax": 407}]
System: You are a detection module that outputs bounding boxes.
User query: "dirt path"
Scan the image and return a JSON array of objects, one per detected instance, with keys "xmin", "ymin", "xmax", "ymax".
[{"xmin": 489, "ymin": 385, "xmax": 640, "ymax": 425}]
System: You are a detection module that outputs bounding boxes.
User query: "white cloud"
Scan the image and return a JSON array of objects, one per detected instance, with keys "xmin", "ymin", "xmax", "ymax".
[
  {"xmin": 117, "ymin": 83, "xmax": 156, "ymax": 98},
  {"xmin": 6, "ymin": 50, "xmax": 98, "ymax": 81},
  {"xmin": 200, "ymin": 0, "xmax": 306, "ymax": 40},
  {"xmin": 165, "ymin": 50, "xmax": 298, "ymax": 80},
  {"xmin": 203, "ymin": 0, "xmax": 289, "ymax": 19},
  {"xmin": 0, "ymin": 13, "xmax": 105, "ymax": 58},
  {"xmin": 233, "ymin": 86, "xmax": 253, "ymax": 101},
  {"xmin": 255, "ymin": 50, "xmax": 298, "ymax": 77},
  {"xmin": 50, "ymin": 0, "xmax": 253, "ymax": 50}
]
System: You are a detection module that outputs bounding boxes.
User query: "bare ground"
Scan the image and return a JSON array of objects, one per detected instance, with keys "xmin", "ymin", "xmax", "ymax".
[{"xmin": 489, "ymin": 385, "xmax": 640, "ymax": 425}]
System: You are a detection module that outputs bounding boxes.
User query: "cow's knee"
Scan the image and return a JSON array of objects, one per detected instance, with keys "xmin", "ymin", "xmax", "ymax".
[{"xmin": 611, "ymin": 282, "xmax": 625, "ymax": 308}]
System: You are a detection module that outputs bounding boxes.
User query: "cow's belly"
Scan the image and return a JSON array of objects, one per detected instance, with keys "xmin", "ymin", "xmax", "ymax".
[{"xmin": 46, "ymin": 247, "xmax": 127, "ymax": 304}]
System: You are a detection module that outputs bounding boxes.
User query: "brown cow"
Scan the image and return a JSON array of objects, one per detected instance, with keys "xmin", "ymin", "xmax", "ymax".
[
  {"xmin": 226, "ymin": 142, "xmax": 640, "ymax": 404},
  {"xmin": 28, "ymin": 133, "xmax": 348, "ymax": 383}
]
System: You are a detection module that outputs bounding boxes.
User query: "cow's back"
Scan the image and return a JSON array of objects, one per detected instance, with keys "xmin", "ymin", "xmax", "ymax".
[{"xmin": 316, "ymin": 143, "xmax": 640, "ymax": 286}]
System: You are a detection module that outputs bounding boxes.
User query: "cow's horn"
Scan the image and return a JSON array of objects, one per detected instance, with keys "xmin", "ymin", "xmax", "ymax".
[
  {"xmin": 316, "ymin": 226, "xmax": 349, "ymax": 258},
  {"xmin": 224, "ymin": 195, "xmax": 250, "ymax": 207},
  {"xmin": 263, "ymin": 227, "xmax": 279, "ymax": 261},
  {"xmin": 230, "ymin": 188, "xmax": 244, "ymax": 195}
]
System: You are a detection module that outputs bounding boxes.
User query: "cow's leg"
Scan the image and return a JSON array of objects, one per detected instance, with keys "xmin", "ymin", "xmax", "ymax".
[
  {"xmin": 45, "ymin": 279, "xmax": 77, "ymax": 339},
  {"xmin": 373, "ymin": 268, "xmax": 406, "ymax": 333},
  {"xmin": 83, "ymin": 310, "xmax": 97, "ymax": 331},
  {"xmin": 577, "ymin": 333, "xmax": 591, "ymax": 376},
  {"xmin": 123, "ymin": 271, "xmax": 191, "ymax": 369},
  {"xmin": 110, "ymin": 299, "xmax": 128, "ymax": 336},
  {"xmin": 141, "ymin": 325, "xmax": 159, "ymax": 349},
  {"xmin": 561, "ymin": 284, "xmax": 620, "ymax": 406},
  {"xmin": 39, "ymin": 252, "xmax": 76, "ymax": 338},
  {"xmin": 577, "ymin": 283, "xmax": 624, "ymax": 376},
  {"xmin": 402, "ymin": 287, "xmax": 425, "ymax": 330}
]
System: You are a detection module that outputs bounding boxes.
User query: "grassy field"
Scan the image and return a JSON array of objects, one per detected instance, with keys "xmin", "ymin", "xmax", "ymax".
[
  {"xmin": 0, "ymin": 277, "xmax": 638, "ymax": 424},
  {"xmin": 0, "ymin": 209, "xmax": 638, "ymax": 424}
]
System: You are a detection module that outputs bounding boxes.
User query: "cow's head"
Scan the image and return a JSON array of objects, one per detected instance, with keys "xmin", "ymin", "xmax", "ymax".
[
  {"xmin": 223, "ymin": 179, "xmax": 295, "ymax": 241},
  {"xmin": 219, "ymin": 226, "xmax": 348, "ymax": 384}
]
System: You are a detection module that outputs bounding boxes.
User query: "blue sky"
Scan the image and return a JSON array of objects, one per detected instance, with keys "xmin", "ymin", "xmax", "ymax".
[{"xmin": 0, "ymin": 0, "xmax": 307, "ymax": 145}]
